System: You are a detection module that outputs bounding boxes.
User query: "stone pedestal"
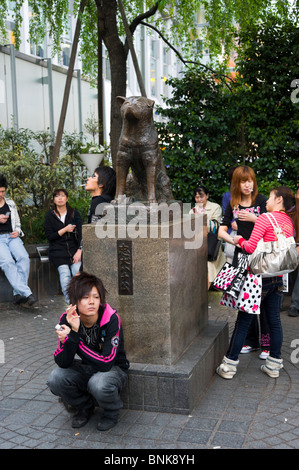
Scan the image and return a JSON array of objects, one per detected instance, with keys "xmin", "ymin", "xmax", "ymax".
[
  {"xmin": 83, "ymin": 212, "xmax": 207, "ymax": 365},
  {"xmin": 82, "ymin": 207, "xmax": 228, "ymax": 413}
]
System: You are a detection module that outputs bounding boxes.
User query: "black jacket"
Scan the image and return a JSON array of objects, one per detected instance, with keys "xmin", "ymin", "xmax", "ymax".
[
  {"xmin": 54, "ymin": 304, "xmax": 130, "ymax": 373},
  {"xmin": 87, "ymin": 194, "xmax": 113, "ymax": 223},
  {"xmin": 44, "ymin": 209, "xmax": 82, "ymax": 267}
]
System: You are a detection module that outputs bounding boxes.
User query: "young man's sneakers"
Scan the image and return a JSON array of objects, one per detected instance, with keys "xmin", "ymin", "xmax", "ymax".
[
  {"xmin": 240, "ymin": 345, "xmax": 259, "ymax": 354},
  {"xmin": 71, "ymin": 404, "xmax": 119, "ymax": 431},
  {"xmin": 26, "ymin": 294, "xmax": 37, "ymax": 306},
  {"xmin": 241, "ymin": 345, "xmax": 269, "ymax": 359},
  {"xmin": 13, "ymin": 294, "xmax": 26, "ymax": 305},
  {"xmin": 13, "ymin": 294, "xmax": 37, "ymax": 306},
  {"xmin": 97, "ymin": 413, "xmax": 119, "ymax": 431},
  {"xmin": 259, "ymin": 350, "xmax": 269, "ymax": 360},
  {"xmin": 72, "ymin": 403, "xmax": 94, "ymax": 428}
]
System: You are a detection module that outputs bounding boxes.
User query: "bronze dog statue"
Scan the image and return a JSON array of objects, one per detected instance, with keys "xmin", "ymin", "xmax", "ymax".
[{"xmin": 114, "ymin": 96, "xmax": 172, "ymax": 203}]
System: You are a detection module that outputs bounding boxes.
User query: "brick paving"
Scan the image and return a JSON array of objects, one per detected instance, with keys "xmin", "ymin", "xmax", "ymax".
[{"xmin": 0, "ymin": 291, "xmax": 299, "ymax": 450}]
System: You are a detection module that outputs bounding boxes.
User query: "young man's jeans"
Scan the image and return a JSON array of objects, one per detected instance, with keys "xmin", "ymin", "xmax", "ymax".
[
  {"xmin": 0, "ymin": 234, "xmax": 32, "ymax": 297},
  {"xmin": 47, "ymin": 362, "xmax": 128, "ymax": 418},
  {"xmin": 226, "ymin": 277, "xmax": 283, "ymax": 361},
  {"xmin": 57, "ymin": 262, "xmax": 81, "ymax": 303}
]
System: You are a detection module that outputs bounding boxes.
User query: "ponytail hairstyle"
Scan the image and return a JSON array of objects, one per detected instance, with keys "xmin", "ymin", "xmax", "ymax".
[
  {"xmin": 230, "ymin": 166, "xmax": 258, "ymax": 209},
  {"xmin": 52, "ymin": 189, "xmax": 74, "ymax": 218},
  {"xmin": 270, "ymin": 186, "xmax": 296, "ymax": 231}
]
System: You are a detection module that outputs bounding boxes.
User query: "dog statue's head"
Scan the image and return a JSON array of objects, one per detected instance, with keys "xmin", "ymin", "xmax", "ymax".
[{"xmin": 117, "ymin": 96, "xmax": 155, "ymax": 122}]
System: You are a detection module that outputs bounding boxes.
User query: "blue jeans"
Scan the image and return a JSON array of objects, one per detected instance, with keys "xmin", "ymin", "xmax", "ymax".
[
  {"xmin": 226, "ymin": 277, "xmax": 283, "ymax": 360},
  {"xmin": 47, "ymin": 362, "xmax": 128, "ymax": 417},
  {"xmin": 57, "ymin": 262, "xmax": 81, "ymax": 303},
  {"xmin": 0, "ymin": 234, "xmax": 32, "ymax": 297}
]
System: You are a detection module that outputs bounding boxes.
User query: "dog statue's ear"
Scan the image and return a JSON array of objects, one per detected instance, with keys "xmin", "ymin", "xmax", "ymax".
[
  {"xmin": 147, "ymin": 99, "xmax": 155, "ymax": 108},
  {"xmin": 116, "ymin": 96, "xmax": 126, "ymax": 108}
]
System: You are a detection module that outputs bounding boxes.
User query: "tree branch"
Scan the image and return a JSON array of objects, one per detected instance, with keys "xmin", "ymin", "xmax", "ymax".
[
  {"xmin": 129, "ymin": 1, "xmax": 160, "ymax": 36},
  {"xmin": 122, "ymin": 1, "xmax": 160, "ymax": 54},
  {"xmin": 140, "ymin": 20, "xmax": 236, "ymax": 90}
]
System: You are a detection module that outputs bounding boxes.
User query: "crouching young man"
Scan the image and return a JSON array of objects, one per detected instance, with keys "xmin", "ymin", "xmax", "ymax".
[{"xmin": 47, "ymin": 272, "xmax": 129, "ymax": 431}]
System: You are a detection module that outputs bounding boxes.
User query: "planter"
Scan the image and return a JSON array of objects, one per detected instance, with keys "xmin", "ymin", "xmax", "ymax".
[{"xmin": 79, "ymin": 153, "xmax": 104, "ymax": 175}]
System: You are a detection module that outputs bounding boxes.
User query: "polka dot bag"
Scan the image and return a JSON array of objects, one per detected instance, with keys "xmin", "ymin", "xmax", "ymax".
[{"xmin": 220, "ymin": 272, "xmax": 262, "ymax": 314}]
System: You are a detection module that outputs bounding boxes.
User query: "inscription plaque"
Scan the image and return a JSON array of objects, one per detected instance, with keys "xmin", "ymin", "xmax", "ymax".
[{"xmin": 117, "ymin": 240, "xmax": 133, "ymax": 295}]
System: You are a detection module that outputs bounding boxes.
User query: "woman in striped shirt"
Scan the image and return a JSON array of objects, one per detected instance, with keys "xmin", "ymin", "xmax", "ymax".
[{"xmin": 217, "ymin": 186, "xmax": 296, "ymax": 379}]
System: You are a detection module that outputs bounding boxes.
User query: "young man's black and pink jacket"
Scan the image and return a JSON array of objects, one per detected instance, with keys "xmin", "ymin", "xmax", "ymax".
[{"xmin": 54, "ymin": 304, "xmax": 129, "ymax": 373}]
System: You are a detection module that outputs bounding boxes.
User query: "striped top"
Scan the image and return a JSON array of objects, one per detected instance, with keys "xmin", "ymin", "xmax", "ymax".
[{"xmin": 239, "ymin": 211, "xmax": 294, "ymax": 254}]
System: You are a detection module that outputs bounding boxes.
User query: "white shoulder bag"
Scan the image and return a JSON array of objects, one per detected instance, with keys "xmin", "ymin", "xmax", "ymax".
[{"xmin": 248, "ymin": 212, "xmax": 299, "ymax": 277}]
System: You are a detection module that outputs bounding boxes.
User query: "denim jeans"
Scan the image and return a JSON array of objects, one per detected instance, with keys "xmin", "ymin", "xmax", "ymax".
[
  {"xmin": 243, "ymin": 311, "xmax": 270, "ymax": 349},
  {"xmin": 226, "ymin": 277, "xmax": 283, "ymax": 361},
  {"xmin": 57, "ymin": 262, "xmax": 81, "ymax": 303},
  {"xmin": 47, "ymin": 362, "xmax": 128, "ymax": 417},
  {"xmin": 0, "ymin": 234, "xmax": 32, "ymax": 297}
]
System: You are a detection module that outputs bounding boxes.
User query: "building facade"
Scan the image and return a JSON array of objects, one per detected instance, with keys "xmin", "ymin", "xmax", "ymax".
[{"xmin": 0, "ymin": 1, "xmax": 180, "ymax": 144}]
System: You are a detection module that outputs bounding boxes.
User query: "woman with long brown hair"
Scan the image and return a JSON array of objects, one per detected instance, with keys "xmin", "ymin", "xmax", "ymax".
[{"xmin": 219, "ymin": 165, "xmax": 267, "ymax": 266}]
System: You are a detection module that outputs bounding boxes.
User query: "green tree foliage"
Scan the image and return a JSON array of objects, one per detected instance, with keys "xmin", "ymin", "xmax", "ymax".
[
  {"xmin": 158, "ymin": 17, "xmax": 299, "ymax": 205},
  {"xmin": 157, "ymin": 68, "xmax": 239, "ymax": 203},
  {"xmin": 0, "ymin": 0, "xmax": 296, "ymax": 164},
  {"xmin": 199, "ymin": 0, "xmax": 298, "ymax": 58},
  {"xmin": 0, "ymin": 127, "xmax": 91, "ymax": 242},
  {"xmin": 234, "ymin": 17, "xmax": 299, "ymax": 191}
]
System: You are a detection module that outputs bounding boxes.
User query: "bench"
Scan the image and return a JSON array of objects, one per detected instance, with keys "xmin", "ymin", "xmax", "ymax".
[{"xmin": 36, "ymin": 246, "xmax": 50, "ymax": 263}]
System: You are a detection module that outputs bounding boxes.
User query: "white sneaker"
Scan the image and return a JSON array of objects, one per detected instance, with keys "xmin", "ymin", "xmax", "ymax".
[
  {"xmin": 240, "ymin": 345, "xmax": 258, "ymax": 354},
  {"xmin": 259, "ymin": 350, "xmax": 269, "ymax": 360}
]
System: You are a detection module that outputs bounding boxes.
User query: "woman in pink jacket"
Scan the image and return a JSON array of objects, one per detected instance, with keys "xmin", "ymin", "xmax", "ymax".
[{"xmin": 217, "ymin": 186, "xmax": 296, "ymax": 380}]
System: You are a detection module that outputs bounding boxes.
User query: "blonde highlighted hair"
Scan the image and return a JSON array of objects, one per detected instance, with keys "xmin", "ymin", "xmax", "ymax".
[{"xmin": 230, "ymin": 166, "xmax": 258, "ymax": 209}]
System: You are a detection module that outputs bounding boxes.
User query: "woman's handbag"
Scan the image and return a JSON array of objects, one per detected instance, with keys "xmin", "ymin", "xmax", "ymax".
[
  {"xmin": 220, "ymin": 272, "xmax": 262, "ymax": 315},
  {"xmin": 248, "ymin": 213, "xmax": 299, "ymax": 277},
  {"xmin": 224, "ymin": 230, "xmax": 237, "ymax": 259},
  {"xmin": 212, "ymin": 254, "xmax": 248, "ymax": 299},
  {"xmin": 208, "ymin": 220, "xmax": 221, "ymax": 262}
]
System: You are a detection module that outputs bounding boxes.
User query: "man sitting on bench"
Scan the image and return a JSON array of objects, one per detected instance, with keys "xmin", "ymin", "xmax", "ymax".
[{"xmin": 0, "ymin": 174, "xmax": 36, "ymax": 306}]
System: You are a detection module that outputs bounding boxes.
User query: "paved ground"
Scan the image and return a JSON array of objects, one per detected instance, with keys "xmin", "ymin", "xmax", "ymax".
[{"xmin": 0, "ymin": 290, "xmax": 299, "ymax": 451}]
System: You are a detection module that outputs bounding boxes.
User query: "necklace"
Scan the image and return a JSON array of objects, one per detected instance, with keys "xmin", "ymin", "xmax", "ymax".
[{"xmin": 79, "ymin": 322, "xmax": 99, "ymax": 346}]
